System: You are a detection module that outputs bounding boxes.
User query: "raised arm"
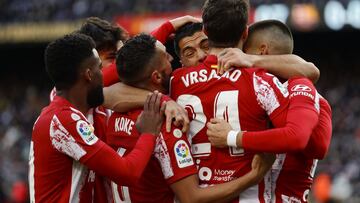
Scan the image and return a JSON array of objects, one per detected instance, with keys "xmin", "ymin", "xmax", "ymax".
[
  {"xmin": 171, "ymin": 153, "xmax": 275, "ymax": 203},
  {"xmin": 151, "ymin": 15, "xmax": 201, "ymax": 44},
  {"xmin": 217, "ymin": 48, "xmax": 320, "ymax": 83}
]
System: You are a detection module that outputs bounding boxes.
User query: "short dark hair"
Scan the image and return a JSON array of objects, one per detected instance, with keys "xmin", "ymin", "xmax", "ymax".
[
  {"xmin": 173, "ymin": 22, "xmax": 203, "ymax": 57},
  {"xmin": 45, "ymin": 33, "xmax": 96, "ymax": 90},
  {"xmin": 202, "ymin": 0, "xmax": 249, "ymax": 48},
  {"xmin": 79, "ymin": 17, "xmax": 124, "ymax": 51},
  {"xmin": 246, "ymin": 19, "xmax": 294, "ymax": 54},
  {"xmin": 116, "ymin": 34, "xmax": 157, "ymax": 85}
]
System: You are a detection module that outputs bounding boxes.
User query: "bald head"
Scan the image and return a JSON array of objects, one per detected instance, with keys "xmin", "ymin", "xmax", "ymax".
[{"xmin": 244, "ymin": 20, "xmax": 293, "ymax": 55}]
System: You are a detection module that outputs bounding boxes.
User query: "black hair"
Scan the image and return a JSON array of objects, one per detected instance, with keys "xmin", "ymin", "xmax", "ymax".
[
  {"xmin": 79, "ymin": 17, "xmax": 124, "ymax": 51},
  {"xmin": 173, "ymin": 22, "xmax": 203, "ymax": 57},
  {"xmin": 246, "ymin": 19, "xmax": 294, "ymax": 54},
  {"xmin": 202, "ymin": 0, "xmax": 249, "ymax": 48},
  {"xmin": 116, "ymin": 34, "xmax": 157, "ymax": 85},
  {"xmin": 45, "ymin": 33, "xmax": 96, "ymax": 90}
]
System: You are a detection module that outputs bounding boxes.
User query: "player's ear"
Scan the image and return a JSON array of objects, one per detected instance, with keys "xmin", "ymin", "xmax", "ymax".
[
  {"xmin": 84, "ymin": 68, "xmax": 92, "ymax": 82},
  {"xmin": 260, "ymin": 44, "xmax": 269, "ymax": 55},
  {"xmin": 150, "ymin": 70, "xmax": 162, "ymax": 85}
]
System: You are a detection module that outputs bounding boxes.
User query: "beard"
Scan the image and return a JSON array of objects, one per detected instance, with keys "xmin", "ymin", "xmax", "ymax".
[{"xmin": 87, "ymin": 84, "xmax": 104, "ymax": 108}]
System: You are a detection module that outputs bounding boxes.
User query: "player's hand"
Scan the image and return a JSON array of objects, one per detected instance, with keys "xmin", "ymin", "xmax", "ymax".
[
  {"xmin": 206, "ymin": 118, "xmax": 233, "ymax": 148},
  {"xmin": 170, "ymin": 15, "xmax": 202, "ymax": 31},
  {"xmin": 136, "ymin": 91, "xmax": 165, "ymax": 136},
  {"xmin": 164, "ymin": 100, "xmax": 190, "ymax": 133},
  {"xmin": 217, "ymin": 48, "xmax": 254, "ymax": 74},
  {"xmin": 249, "ymin": 153, "xmax": 276, "ymax": 184}
]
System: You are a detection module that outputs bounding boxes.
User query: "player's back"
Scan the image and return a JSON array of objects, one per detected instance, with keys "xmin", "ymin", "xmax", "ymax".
[
  {"xmin": 170, "ymin": 55, "xmax": 289, "ymax": 201},
  {"xmin": 107, "ymin": 109, "xmax": 197, "ymax": 203}
]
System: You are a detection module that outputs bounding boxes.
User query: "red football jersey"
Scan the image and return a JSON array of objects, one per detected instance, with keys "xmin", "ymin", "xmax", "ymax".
[
  {"xmin": 106, "ymin": 109, "xmax": 197, "ymax": 203},
  {"xmin": 29, "ymin": 96, "xmax": 105, "ymax": 203},
  {"xmin": 170, "ymin": 55, "xmax": 289, "ymax": 202},
  {"xmin": 271, "ymin": 78, "xmax": 332, "ymax": 203}
]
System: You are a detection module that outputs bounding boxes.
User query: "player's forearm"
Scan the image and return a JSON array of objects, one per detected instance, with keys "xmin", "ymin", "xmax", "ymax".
[
  {"xmin": 304, "ymin": 100, "xmax": 332, "ymax": 159},
  {"xmin": 84, "ymin": 134, "xmax": 155, "ymax": 186},
  {"xmin": 172, "ymin": 173, "xmax": 256, "ymax": 203},
  {"xmin": 250, "ymin": 54, "xmax": 320, "ymax": 83},
  {"xmin": 103, "ymin": 82, "xmax": 150, "ymax": 112},
  {"xmin": 195, "ymin": 173, "xmax": 256, "ymax": 203},
  {"xmin": 242, "ymin": 108, "xmax": 318, "ymax": 153},
  {"xmin": 150, "ymin": 21, "xmax": 175, "ymax": 44}
]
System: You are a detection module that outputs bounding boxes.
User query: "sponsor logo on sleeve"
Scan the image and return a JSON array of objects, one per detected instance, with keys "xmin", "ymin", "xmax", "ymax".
[
  {"xmin": 291, "ymin": 84, "xmax": 312, "ymax": 92},
  {"xmin": 174, "ymin": 140, "xmax": 194, "ymax": 168},
  {"xmin": 290, "ymin": 84, "xmax": 315, "ymax": 100},
  {"xmin": 76, "ymin": 120, "xmax": 98, "ymax": 145}
]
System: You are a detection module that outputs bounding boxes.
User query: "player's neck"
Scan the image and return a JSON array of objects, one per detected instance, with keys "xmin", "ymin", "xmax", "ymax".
[
  {"xmin": 208, "ymin": 41, "xmax": 244, "ymax": 56},
  {"xmin": 57, "ymin": 87, "xmax": 90, "ymax": 115},
  {"xmin": 208, "ymin": 47, "xmax": 226, "ymax": 56}
]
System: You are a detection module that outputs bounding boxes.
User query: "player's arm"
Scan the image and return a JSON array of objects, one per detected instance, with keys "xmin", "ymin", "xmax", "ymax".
[
  {"xmin": 303, "ymin": 98, "xmax": 332, "ymax": 159},
  {"xmin": 207, "ymin": 77, "xmax": 319, "ymax": 153},
  {"xmin": 206, "ymin": 106, "xmax": 318, "ymax": 153},
  {"xmin": 103, "ymin": 83, "xmax": 189, "ymax": 132},
  {"xmin": 217, "ymin": 48, "xmax": 320, "ymax": 83},
  {"xmin": 171, "ymin": 154, "xmax": 275, "ymax": 203},
  {"xmin": 151, "ymin": 15, "xmax": 201, "ymax": 44},
  {"xmin": 103, "ymin": 82, "xmax": 150, "ymax": 112},
  {"xmin": 52, "ymin": 93, "xmax": 162, "ymax": 186}
]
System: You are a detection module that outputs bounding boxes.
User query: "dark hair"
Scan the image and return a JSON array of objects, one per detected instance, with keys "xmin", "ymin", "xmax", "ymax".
[
  {"xmin": 246, "ymin": 19, "xmax": 294, "ymax": 54},
  {"xmin": 45, "ymin": 33, "xmax": 96, "ymax": 90},
  {"xmin": 79, "ymin": 17, "xmax": 124, "ymax": 51},
  {"xmin": 173, "ymin": 22, "xmax": 203, "ymax": 57},
  {"xmin": 202, "ymin": 0, "xmax": 249, "ymax": 48},
  {"xmin": 116, "ymin": 34, "xmax": 157, "ymax": 85}
]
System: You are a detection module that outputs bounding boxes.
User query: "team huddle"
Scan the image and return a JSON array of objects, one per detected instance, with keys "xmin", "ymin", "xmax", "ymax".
[{"xmin": 29, "ymin": 0, "xmax": 332, "ymax": 203}]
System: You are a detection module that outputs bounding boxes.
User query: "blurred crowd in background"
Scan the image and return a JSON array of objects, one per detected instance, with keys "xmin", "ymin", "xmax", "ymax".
[
  {"xmin": 0, "ymin": 0, "xmax": 359, "ymax": 203},
  {"xmin": 0, "ymin": 0, "xmax": 351, "ymax": 23}
]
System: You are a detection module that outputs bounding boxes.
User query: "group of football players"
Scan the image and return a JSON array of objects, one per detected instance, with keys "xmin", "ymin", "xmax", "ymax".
[{"xmin": 29, "ymin": 0, "xmax": 332, "ymax": 202}]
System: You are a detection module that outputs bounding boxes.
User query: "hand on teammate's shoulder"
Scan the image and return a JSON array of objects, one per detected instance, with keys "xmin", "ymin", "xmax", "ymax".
[{"xmin": 136, "ymin": 91, "xmax": 166, "ymax": 136}]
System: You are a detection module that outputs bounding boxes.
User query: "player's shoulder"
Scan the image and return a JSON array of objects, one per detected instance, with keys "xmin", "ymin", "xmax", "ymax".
[
  {"xmin": 241, "ymin": 67, "xmax": 264, "ymax": 74},
  {"xmin": 288, "ymin": 76, "xmax": 314, "ymax": 87},
  {"xmin": 51, "ymin": 106, "xmax": 89, "ymax": 128},
  {"xmin": 287, "ymin": 77, "xmax": 317, "ymax": 95}
]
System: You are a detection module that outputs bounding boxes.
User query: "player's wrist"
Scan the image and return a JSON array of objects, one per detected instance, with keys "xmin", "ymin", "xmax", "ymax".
[
  {"xmin": 227, "ymin": 130, "xmax": 239, "ymax": 147},
  {"xmin": 248, "ymin": 54, "xmax": 259, "ymax": 68}
]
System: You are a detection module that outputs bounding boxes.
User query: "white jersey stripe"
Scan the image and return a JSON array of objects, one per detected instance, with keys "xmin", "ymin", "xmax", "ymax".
[
  {"xmin": 29, "ymin": 141, "xmax": 35, "ymax": 203},
  {"xmin": 69, "ymin": 161, "xmax": 87, "ymax": 203},
  {"xmin": 270, "ymin": 153, "xmax": 287, "ymax": 203}
]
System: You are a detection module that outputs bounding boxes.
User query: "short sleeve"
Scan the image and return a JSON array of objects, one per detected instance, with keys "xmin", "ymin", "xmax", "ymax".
[
  {"xmin": 252, "ymin": 70, "xmax": 289, "ymax": 119},
  {"xmin": 153, "ymin": 125, "xmax": 197, "ymax": 185},
  {"xmin": 49, "ymin": 108, "xmax": 105, "ymax": 162}
]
